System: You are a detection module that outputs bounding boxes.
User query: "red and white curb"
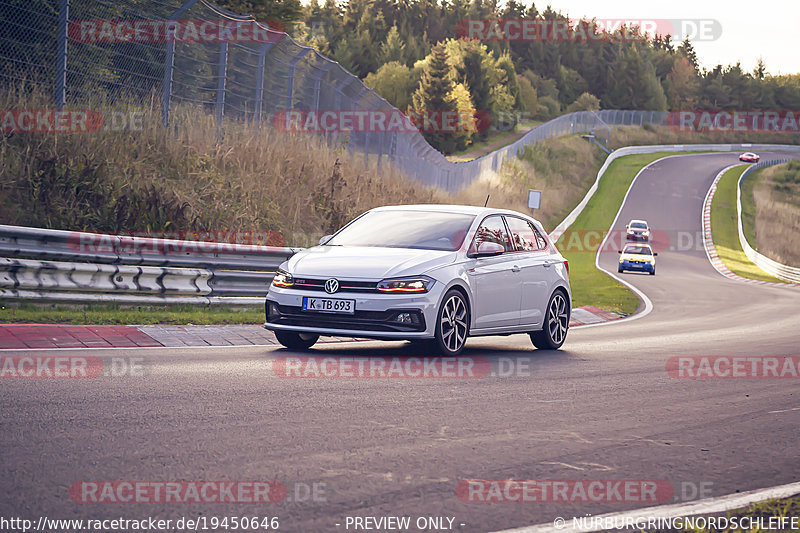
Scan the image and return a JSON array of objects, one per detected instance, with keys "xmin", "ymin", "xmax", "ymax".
[
  {"xmin": 569, "ymin": 306, "xmax": 622, "ymax": 327},
  {"xmin": 702, "ymin": 166, "xmax": 796, "ymax": 287},
  {"xmin": 0, "ymin": 306, "xmax": 621, "ymax": 350}
]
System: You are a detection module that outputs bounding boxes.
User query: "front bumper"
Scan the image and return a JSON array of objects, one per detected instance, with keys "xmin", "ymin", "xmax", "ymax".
[
  {"xmin": 626, "ymin": 233, "xmax": 649, "ymax": 241},
  {"xmin": 619, "ymin": 260, "xmax": 654, "ymax": 272},
  {"xmin": 263, "ymin": 284, "xmax": 443, "ymax": 339}
]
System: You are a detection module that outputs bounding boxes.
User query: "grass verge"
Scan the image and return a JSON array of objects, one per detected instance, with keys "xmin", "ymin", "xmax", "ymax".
[
  {"xmin": 660, "ymin": 495, "xmax": 800, "ymax": 533},
  {"xmin": 710, "ymin": 166, "xmax": 786, "ymax": 283},
  {"xmin": 557, "ymin": 152, "xmax": 688, "ymax": 315},
  {"xmin": 0, "ymin": 301, "xmax": 262, "ymax": 325},
  {"xmin": 741, "ymin": 161, "xmax": 800, "ymax": 267}
]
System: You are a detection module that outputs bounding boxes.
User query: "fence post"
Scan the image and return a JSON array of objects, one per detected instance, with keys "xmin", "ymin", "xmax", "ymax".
[
  {"xmin": 254, "ymin": 41, "xmax": 276, "ymax": 122},
  {"xmin": 215, "ymin": 41, "xmax": 229, "ymax": 125},
  {"xmin": 161, "ymin": 0, "xmax": 200, "ymax": 126},
  {"xmin": 55, "ymin": 0, "xmax": 69, "ymax": 109},
  {"xmin": 283, "ymin": 48, "xmax": 311, "ymax": 129},
  {"xmin": 312, "ymin": 62, "xmax": 335, "ymax": 112}
]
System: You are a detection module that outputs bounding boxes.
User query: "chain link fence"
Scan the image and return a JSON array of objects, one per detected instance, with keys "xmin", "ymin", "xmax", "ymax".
[{"xmin": 1, "ymin": 0, "xmax": 666, "ymax": 192}]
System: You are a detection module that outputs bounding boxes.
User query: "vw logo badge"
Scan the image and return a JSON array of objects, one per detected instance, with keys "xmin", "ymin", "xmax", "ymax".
[{"xmin": 324, "ymin": 278, "xmax": 339, "ymax": 294}]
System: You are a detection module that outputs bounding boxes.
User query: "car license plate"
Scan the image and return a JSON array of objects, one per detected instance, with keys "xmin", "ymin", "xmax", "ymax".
[{"xmin": 302, "ymin": 297, "xmax": 355, "ymax": 314}]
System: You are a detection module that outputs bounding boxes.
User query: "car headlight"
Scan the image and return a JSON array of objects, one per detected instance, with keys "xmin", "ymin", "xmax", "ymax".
[
  {"xmin": 377, "ymin": 276, "xmax": 435, "ymax": 293},
  {"xmin": 271, "ymin": 269, "xmax": 294, "ymax": 288}
]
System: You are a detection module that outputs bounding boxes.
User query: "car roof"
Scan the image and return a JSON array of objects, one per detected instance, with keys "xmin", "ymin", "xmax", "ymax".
[
  {"xmin": 623, "ymin": 243, "xmax": 653, "ymax": 251},
  {"xmin": 629, "ymin": 219, "xmax": 648, "ymax": 225},
  {"xmin": 370, "ymin": 204, "xmax": 540, "ymax": 221}
]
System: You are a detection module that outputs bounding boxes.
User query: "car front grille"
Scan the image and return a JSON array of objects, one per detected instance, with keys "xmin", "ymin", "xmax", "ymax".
[{"xmin": 292, "ymin": 277, "xmax": 379, "ymax": 293}]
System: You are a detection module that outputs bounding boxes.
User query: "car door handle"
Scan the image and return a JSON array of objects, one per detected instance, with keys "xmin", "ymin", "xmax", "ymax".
[
  {"xmin": 511, "ymin": 265, "xmax": 521, "ymax": 273},
  {"xmin": 542, "ymin": 262, "xmax": 552, "ymax": 268}
]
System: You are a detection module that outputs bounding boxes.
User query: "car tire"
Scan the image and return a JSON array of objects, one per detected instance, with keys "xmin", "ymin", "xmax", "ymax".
[
  {"xmin": 275, "ymin": 330, "xmax": 319, "ymax": 350},
  {"xmin": 650, "ymin": 268, "xmax": 656, "ymax": 276},
  {"xmin": 530, "ymin": 290, "xmax": 569, "ymax": 350},
  {"xmin": 618, "ymin": 266, "xmax": 624, "ymax": 273},
  {"xmin": 434, "ymin": 289, "xmax": 470, "ymax": 356}
]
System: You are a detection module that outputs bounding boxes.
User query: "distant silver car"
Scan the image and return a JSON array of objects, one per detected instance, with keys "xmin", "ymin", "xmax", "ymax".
[
  {"xmin": 625, "ymin": 219, "xmax": 651, "ymax": 242},
  {"xmin": 265, "ymin": 205, "xmax": 572, "ymax": 355}
]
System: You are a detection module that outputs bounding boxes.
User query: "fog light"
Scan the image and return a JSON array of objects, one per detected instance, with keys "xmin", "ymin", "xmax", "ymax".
[
  {"xmin": 396, "ymin": 312, "xmax": 413, "ymax": 324},
  {"xmin": 267, "ymin": 301, "xmax": 280, "ymax": 321}
]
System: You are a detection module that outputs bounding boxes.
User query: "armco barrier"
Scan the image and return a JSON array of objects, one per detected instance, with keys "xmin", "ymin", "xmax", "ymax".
[
  {"xmin": 0, "ymin": 224, "xmax": 299, "ymax": 304},
  {"xmin": 737, "ymin": 160, "xmax": 800, "ymax": 283}
]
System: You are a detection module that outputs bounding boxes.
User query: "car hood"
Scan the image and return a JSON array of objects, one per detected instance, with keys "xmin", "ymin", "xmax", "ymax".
[
  {"xmin": 284, "ymin": 246, "xmax": 457, "ymax": 279},
  {"xmin": 621, "ymin": 253, "xmax": 654, "ymax": 262}
]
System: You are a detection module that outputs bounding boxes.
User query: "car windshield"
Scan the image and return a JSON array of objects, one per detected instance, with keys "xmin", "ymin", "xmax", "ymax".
[
  {"xmin": 324, "ymin": 210, "xmax": 476, "ymax": 251},
  {"xmin": 624, "ymin": 245, "xmax": 652, "ymax": 255},
  {"xmin": 630, "ymin": 222, "xmax": 647, "ymax": 229}
]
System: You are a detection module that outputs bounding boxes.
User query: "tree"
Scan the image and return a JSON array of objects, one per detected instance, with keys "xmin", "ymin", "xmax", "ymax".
[
  {"xmin": 566, "ymin": 92, "xmax": 601, "ymax": 112},
  {"xmin": 677, "ymin": 37, "xmax": 699, "ymax": 70},
  {"xmin": 664, "ymin": 56, "xmax": 698, "ymax": 109},
  {"xmin": 516, "ymin": 75, "xmax": 539, "ymax": 114},
  {"xmin": 364, "ymin": 61, "xmax": 416, "ymax": 110},
  {"xmin": 449, "ymin": 83, "xmax": 478, "ymax": 151},
  {"xmin": 381, "ymin": 25, "xmax": 407, "ymax": 65},
  {"xmin": 411, "ymin": 42, "xmax": 459, "ymax": 153},
  {"xmin": 217, "ymin": 0, "xmax": 303, "ymax": 26}
]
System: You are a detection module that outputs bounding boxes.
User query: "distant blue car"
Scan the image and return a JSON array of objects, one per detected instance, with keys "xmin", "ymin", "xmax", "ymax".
[{"xmin": 618, "ymin": 243, "xmax": 657, "ymax": 275}]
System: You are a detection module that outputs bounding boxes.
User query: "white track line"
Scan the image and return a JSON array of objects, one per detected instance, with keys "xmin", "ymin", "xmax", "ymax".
[{"xmin": 493, "ymin": 480, "xmax": 800, "ymax": 533}]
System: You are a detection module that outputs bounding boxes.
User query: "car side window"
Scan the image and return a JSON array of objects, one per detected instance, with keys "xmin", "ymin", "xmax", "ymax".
[
  {"xmin": 504, "ymin": 216, "xmax": 540, "ymax": 251},
  {"xmin": 471, "ymin": 216, "xmax": 512, "ymax": 253}
]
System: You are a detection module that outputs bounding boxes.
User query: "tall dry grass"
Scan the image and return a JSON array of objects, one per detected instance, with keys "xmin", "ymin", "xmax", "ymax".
[
  {"xmin": 3, "ymin": 82, "xmax": 798, "ymax": 246},
  {"xmin": 611, "ymin": 123, "xmax": 800, "ymax": 148},
  {"xmin": 0, "ymin": 85, "xmax": 442, "ymax": 246},
  {"xmin": 750, "ymin": 162, "xmax": 800, "ymax": 266}
]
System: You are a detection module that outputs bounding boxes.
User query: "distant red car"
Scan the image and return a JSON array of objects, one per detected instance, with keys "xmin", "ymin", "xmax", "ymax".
[{"xmin": 739, "ymin": 152, "xmax": 760, "ymax": 163}]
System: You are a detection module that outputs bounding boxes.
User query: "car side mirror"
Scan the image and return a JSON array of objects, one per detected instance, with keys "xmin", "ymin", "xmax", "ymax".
[
  {"xmin": 617, "ymin": 250, "xmax": 622, "ymax": 254},
  {"xmin": 653, "ymin": 252, "xmax": 658, "ymax": 256},
  {"xmin": 319, "ymin": 234, "xmax": 333, "ymax": 245},
  {"xmin": 468, "ymin": 241, "xmax": 505, "ymax": 258}
]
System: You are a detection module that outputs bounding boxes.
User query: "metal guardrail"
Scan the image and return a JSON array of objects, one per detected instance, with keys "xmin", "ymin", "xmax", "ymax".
[
  {"xmin": 0, "ymin": 224, "xmax": 299, "ymax": 303},
  {"xmin": 737, "ymin": 160, "xmax": 800, "ymax": 283}
]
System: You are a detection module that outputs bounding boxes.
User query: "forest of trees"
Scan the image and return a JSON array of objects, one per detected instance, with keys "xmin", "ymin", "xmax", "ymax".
[{"xmin": 217, "ymin": 0, "xmax": 800, "ymax": 153}]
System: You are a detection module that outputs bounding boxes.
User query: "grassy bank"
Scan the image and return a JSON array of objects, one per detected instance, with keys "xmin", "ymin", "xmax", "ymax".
[
  {"xmin": 741, "ymin": 161, "xmax": 800, "ymax": 267},
  {"xmin": 0, "ymin": 301, "xmax": 262, "ymax": 325},
  {"xmin": 710, "ymin": 166, "xmax": 785, "ymax": 283},
  {"xmin": 663, "ymin": 495, "xmax": 800, "ymax": 533},
  {"xmin": 556, "ymin": 152, "xmax": 683, "ymax": 315}
]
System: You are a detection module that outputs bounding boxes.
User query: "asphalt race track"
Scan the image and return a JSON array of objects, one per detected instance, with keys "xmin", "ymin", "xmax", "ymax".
[{"xmin": 1, "ymin": 153, "xmax": 799, "ymax": 533}]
